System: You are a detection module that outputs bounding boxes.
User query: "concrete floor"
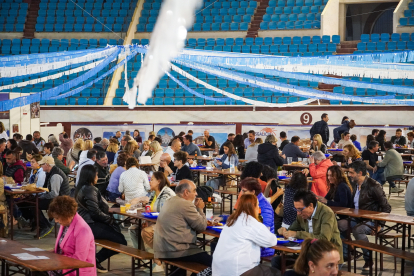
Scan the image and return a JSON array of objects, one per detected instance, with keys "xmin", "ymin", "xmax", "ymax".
[{"xmin": 8, "ymin": 182, "xmax": 414, "ymax": 276}]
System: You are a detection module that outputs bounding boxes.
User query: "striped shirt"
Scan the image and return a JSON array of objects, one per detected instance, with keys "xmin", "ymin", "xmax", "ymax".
[{"xmin": 118, "ymin": 167, "xmax": 150, "ymax": 202}]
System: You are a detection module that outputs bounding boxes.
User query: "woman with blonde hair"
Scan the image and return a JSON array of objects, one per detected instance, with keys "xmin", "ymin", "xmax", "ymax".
[
  {"xmin": 310, "ymin": 134, "xmax": 327, "ymax": 153},
  {"xmin": 245, "ymin": 138, "xmax": 263, "ymax": 163},
  {"xmin": 106, "ymin": 138, "xmax": 119, "ymax": 164},
  {"xmin": 150, "ymin": 141, "xmax": 163, "ymax": 171},
  {"xmin": 79, "ymin": 140, "xmax": 94, "ymax": 164},
  {"xmin": 140, "ymin": 141, "xmax": 153, "ymax": 157},
  {"xmin": 0, "ymin": 122, "xmax": 8, "ymax": 140},
  {"xmin": 124, "ymin": 140, "xmax": 141, "ymax": 160},
  {"xmin": 66, "ymin": 138, "xmax": 84, "ymax": 168}
]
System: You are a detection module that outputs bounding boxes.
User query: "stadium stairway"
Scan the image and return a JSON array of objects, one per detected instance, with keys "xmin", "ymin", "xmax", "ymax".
[
  {"xmin": 247, "ymin": 0, "xmax": 269, "ymax": 38},
  {"xmin": 336, "ymin": 40, "xmax": 357, "ymax": 54},
  {"xmin": 24, "ymin": 0, "xmax": 40, "ymax": 38}
]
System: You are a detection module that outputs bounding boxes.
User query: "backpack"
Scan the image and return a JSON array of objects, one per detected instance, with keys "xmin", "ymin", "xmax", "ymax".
[{"xmin": 196, "ymin": 186, "xmax": 214, "ymax": 202}]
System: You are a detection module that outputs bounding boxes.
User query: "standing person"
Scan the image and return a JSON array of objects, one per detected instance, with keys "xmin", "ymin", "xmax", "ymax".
[
  {"xmin": 310, "ymin": 113, "xmax": 330, "ymax": 145},
  {"xmin": 351, "ymin": 135, "xmax": 361, "ymax": 151},
  {"xmin": 66, "ymin": 138, "xmax": 84, "ymax": 168},
  {"xmin": 257, "ymin": 135, "xmax": 284, "ymax": 170},
  {"xmin": 338, "ymin": 161, "xmax": 391, "ymax": 270},
  {"xmin": 114, "ymin": 131, "xmax": 122, "ymax": 144},
  {"xmin": 153, "ymin": 180, "xmax": 212, "ymax": 276},
  {"xmin": 278, "ymin": 171, "xmax": 308, "ymax": 234},
  {"xmin": 203, "ymin": 130, "xmax": 216, "ymax": 149},
  {"xmin": 133, "ymin": 130, "xmax": 142, "ymax": 144},
  {"xmin": 244, "ymin": 130, "xmax": 256, "ymax": 148},
  {"xmin": 118, "ymin": 157, "xmax": 150, "ymax": 202},
  {"xmin": 48, "ymin": 196, "xmax": 96, "ymax": 276},
  {"xmin": 36, "ymin": 156, "xmax": 71, "ymax": 238},
  {"xmin": 245, "ymin": 138, "xmax": 263, "ymax": 163},
  {"xmin": 32, "ymin": 131, "xmax": 46, "ymax": 152},
  {"xmin": 59, "ymin": 132, "xmax": 73, "ymax": 156},
  {"xmin": 302, "ymin": 151, "xmax": 333, "ymax": 197},
  {"xmin": 0, "ymin": 122, "xmax": 8, "ymax": 140},
  {"xmin": 283, "ymin": 239, "xmax": 341, "ymax": 276},
  {"xmin": 282, "ymin": 136, "xmax": 309, "ymax": 163},
  {"xmin": 362, "ymin": 140, "xmax": 379, "ymax": 176},
  {"xmin": 106, "ymin": 153, "xmax": 127, "ymax": 202},
  {"xmin": 310, "ymin": 134, "xmax": 327, "ymax": 154},
  {"xmin": 233, "ymin": 134, "xmax": 245, "ymax": 159},
  {"xmin": 105, "ymin": 138, "xmax": 119, "ymax": 164},
  {"xmin": 181, "ymin": 135, "xmax": 201, "ymax": 156},
  {"xmin": 376, "ymin": 130, "xmax": 387, "ymax": 151},
  {"xmin": 333, "ymin": 119, "xmax": 356, "ymax": 143},
  {"xmin": 375, "ymin": 141, "xmax": 404, "ymax": 193},
  {"xmin": 75, "ymin": 164, "xmax": 127, "ymax": 273},
  {"xmin": 391, "ymin": 128, "xmax": 407, "ymax": 146},
  {"xmin": 315, "ymin": 165, "xmax": 353, "ymax": 209},
  {"xmin": 212, "ymin": 194, "xmax": 278, "ymax": 276},
  {"xmin": 279, "ymin": 131, "xmax": 289, "ymax": 151},
  {"xmin": 94, "ymin": 151, "xmax": 110, "ymax": 197},
  {"xmin": 19, "ymin": 134, "xmax": 39, "ymax": 161},
  {"xmin": 219, "ymin": 133, "xmax": 235, "ymax": 155}
]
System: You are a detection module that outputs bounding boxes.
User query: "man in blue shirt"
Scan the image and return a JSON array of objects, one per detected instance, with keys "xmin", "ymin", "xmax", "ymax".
[{"xmin": 181, "ymin": 135, "xmax": 201, "ymax": 156}]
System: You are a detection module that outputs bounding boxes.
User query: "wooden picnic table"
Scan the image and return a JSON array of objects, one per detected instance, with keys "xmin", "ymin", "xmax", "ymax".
[
  {"xmin": 5, "ymin": 189, "xmax": 45, "ymax": 240},
  {"xmin": 138, "ymin": 163, "xmax": 156, "ymax": 174},
  {"xmin": 0, "ymin": 239, "xmax": 94, "ymax": 276}
]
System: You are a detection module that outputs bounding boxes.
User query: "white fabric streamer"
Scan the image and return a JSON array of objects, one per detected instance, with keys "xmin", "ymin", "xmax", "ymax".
[
  {"xmin": 0, "ymin": 47, "xmax": 117, "ymax": 78},
  {"xmin": 170, "ymin": 63, "xmax": 315, "ymax": 107},
  {"xmin": 0, "ymin": 59, "xmax": 105, "ymax": 91},
  {"xmin": 126, "ymin": 0, "xmax": 202, "ymax": 108}
]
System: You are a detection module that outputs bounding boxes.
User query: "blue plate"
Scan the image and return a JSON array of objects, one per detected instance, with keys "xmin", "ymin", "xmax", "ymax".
[
  {"xmin": 276, "ymin": 236, "xmax": 304, "ymax": 244},
  {"xmin": 329, "ymin": 149, "xmax": 343, "ymax": 151},
  {"xmin": 278, "ymin": 176, "xmax": 288, "ymax": 180},
  {"xmin": 404, "ymin": 161, "xmax": 412, "ymax": 164},
  {"xmin": 190, "ymin": 166, "xmax": 206, "ymax": 170},
  {"xmin": 142, "ymin": 212, "xmax": 159, "ymax": 219},
  {"xmin": 324, "ymin": 154, "xmax": 331, "ymax": 158}
]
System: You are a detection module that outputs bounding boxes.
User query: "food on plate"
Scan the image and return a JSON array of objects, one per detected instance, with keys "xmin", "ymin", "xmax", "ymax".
[
  {"xmin": 207, "ymin": 220, "xmax": 223, "ymax": 226},
  {"xmin": 277, "ymin": 238, "xmax": 288, "ymax": 241}
]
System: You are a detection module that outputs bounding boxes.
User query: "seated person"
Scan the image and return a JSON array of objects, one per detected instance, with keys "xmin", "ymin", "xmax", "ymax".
[
  {"xmin": 362, "ymin": 140, "xmax": 379, "ymax": 176},
  {"xmin": 118, "ymin": 157, "xmax": 150, "ymax": 202},
  {"xmin": 375, "ymin": 141, "xmax": 404, "ymax": 193},
  {"xmin": 212, "ymin": 194, "xmax": 278, "ymax": 276},
  {"xmin": 238, "ymin": 177, "xmax": 275, "ymax": 257},
  {"xmin": 272, "ymin": 189, "xmax": 343, "ymax": 270},
  {"xmin": 43, "ymin": 142, "xmax": 53, "ymax": 157},
  {"xmin": 309, "ymin": 134, "xmax": 327, "ymax": 153},
  {"xmin": 351, "ymin": 134, "xmax": 361, "ymax": 151},
  {"xmin": 173, "ymin": 151, "xmax": 194, "ymax": 181},
  {"xmin": 106, "ymin": 152, "xmax": 128, "ymax": 202},
  {"xmin": 29, "ymin": 153, "xmax": 46, "ymax": 188},
  {"xmin": 4, "ymin": 149, "xmax": 26, "ymax": 183},
  {"xmin": 158, "ymin": 153, "xmax": 176, "ymax": 177},
  {"xmin": 334, "ymin": 144, "xmax": 362, "ymax": 171},
  {"xmin": 315, "ymin": 165, "xmax": 353, "ymax": 209},
  {"xmin": 206, "ymin": 141, "xmax": 239, "ymax": 190},
  {"xmin": 181, "ymin": 135, "xmax": 201, "ymax": 156},
  {"xmin": 153, "ymin": 180, "xmax": 211, "ymax": 276},
  {"xmin": 75, "ymin": 164, "xmax": 127, "ymax": 273},
  {"xmin": 94, "ymin": 151, "xmax": 110, "ymax": 197},
  {"xmin": 302, "ymin": 151, "xmax": 332, "ymax": 197},
  {"xmin": 282, "ymin": 136, "xmax": 308, "ymax": 163},
  {"xmin": 338, "ymin": 161, "xmax": 391, "ymax": 271},
  {"xmin": 337, "ymin": 132, "xmax": 353, "ymax": 149},
  {"xmin": 391, "ymin": 128, "xmax": 407, "ymax": 146},
  {"xmin": 284, "ymin": 239, "xmax": 341, "ymax": 276},
  {"xmin": 48, "ymin": 196, "xmax": 96, "ymax": 276},
  {"xmin": 52, "ymin": 147, "xmax": 72, "ymax": 175}
]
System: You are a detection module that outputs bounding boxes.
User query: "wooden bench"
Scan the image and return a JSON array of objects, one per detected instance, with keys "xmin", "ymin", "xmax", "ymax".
[
  {"xmin": 95, "ymin": 239, "xmax": 154, "ymax": 276},
  {"xmin": 161, "ymin": 259, "xmax": 209, "ymax": 275},
  {"xmin": 378, "ymin": 232, "xmax": 406, "ymax": 270},
  {"xmin": 342, "ymin": 239, "xmax": 414, "ymax": 276}
]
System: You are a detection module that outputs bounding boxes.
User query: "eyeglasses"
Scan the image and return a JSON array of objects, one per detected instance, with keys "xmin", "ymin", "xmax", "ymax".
[{"xmin": 294, "ymin": 206, "xmax": 307, "ymax": 213}]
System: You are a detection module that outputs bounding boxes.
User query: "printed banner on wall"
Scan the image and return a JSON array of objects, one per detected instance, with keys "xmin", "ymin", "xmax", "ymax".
[
  {"xmin": 153, "ymin": 124, "xmax": 236, "ymax": 150},
  {"xmin": 241, "ymin": 125, "xmax": 310, "ymax": 143},
  {"xmin": 70, "ymin": 124, "xmax": 153, "ymax": 141}
]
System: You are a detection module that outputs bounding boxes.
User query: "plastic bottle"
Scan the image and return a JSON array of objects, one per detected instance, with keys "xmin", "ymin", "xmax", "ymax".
[
  {"xmin": 258, "ymin": 208, "xmax": 264, "ymax": 223},
  {"xmin": 206, "ymin": 197, "xmax": 214, "ymax": 220}
]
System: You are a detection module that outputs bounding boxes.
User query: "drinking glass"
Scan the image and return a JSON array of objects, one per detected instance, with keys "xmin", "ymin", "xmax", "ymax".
[{"xmin": 287, "ymin": 157, "xmax": 293, "ymax": 164}]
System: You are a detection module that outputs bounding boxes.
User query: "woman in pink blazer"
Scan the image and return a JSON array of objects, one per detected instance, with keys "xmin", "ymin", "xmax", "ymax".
[{"xmin": 48, "ymin": 196, "xmax": 96, "ymax": 276}]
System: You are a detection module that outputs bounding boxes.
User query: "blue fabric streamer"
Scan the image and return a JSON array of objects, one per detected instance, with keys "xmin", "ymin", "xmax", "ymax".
[
  {"xmin": 49, "ymin": 49, "xmax": 139, "ymax": 100},
  {"xmin": 165, "ymin": 71, "xmax": 231, "ymax": 102}
]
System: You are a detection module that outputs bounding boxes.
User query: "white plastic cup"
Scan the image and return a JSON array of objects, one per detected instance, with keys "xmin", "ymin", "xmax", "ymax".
[
  {"xmin": 337, "ymin": 162, "xmax": 342, "ymax": 167},
  {"xmin": 378, "ymin": 156, "xmax": 382, "ymax": 161},
  {"xmin": 287, "ymin": 157, "xmax": 293, "ymax": 164}
]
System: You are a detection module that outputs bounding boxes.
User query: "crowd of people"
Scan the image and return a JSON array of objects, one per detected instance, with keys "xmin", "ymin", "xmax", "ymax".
[{"xmin": 0, "ymin": 118, "xmax": 412, "ymax": 276}]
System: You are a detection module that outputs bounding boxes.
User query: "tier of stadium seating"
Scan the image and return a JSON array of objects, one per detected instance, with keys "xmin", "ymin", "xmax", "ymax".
[
  {"xmin": 354, "ymin": 33, "xmax": 414, "ymax": 53},
  {"xmin": 0, "ymin": 38, "xmax": 123, "ymax": 55},
  {"xmin": 35, "ymin": 0, "xmax": 135, "ymax": 32},
  {"xmin": 0, "ymin": 1, "xmax": 28, "ymax": 31},
  {"xmin": 399, "ymin": 1, "xmax": 414, "ymax": 26},
  {"xmin": 259, "ymin": 0, "xmax": 326, "ymax": 30},
  {"xmin": 137, "ymin": 0, "xmax": 257, "ymax": 32},
  {"xmin": 0, "ymin": 38, "xmax": 117, "ymax": 106}
]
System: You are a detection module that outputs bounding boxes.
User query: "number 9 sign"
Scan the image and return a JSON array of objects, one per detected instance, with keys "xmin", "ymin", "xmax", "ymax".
[{"xmin": 300, "ymin": 112, "xmax": 312, "ymax": 125}]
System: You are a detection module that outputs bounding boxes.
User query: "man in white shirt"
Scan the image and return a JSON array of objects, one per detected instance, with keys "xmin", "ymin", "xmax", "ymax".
[{"xmin": 164, "ymin": 139, "xmax": 181, "ymax": 161}]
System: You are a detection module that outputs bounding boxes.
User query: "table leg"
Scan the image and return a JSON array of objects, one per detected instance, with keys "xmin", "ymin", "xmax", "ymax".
[
  {"xmin": 1, "ymin": 259, "xmax": 5, "ymax": 276},
  {"xmin": 35, "ymin": 194, "xmax": 39, "ymax": 239},
  {"xmin": 281, "ymin": 252, "xmax": 286, "ymax": 275},
  {"xmin": 131, "ymin": 257, "xmax": 135, "ymax": 276},
  {"xmin": 137, "ymin": 218, "xmax": 142, "ymax": 250},
  {"xmin": 198, "ymin": 172, "xmax": 201, "ymax": 187},
  {"xmin": 347, "ymin": 218, "xmax": 351, "ymax": 272},
  {"xmin": 402, "ymin": 224, "xmax": 407, "ymax": 276},
  {"xmin": 374, "ymin": 221, "xmax": 378, "ymax": 276},
  {"xmin": 409, "ymin": 225, "xmax": 412, "ymax": 248},
  {"xmin": 230, "ymin": 194, "xmax": 233, "ymax": 215},
  {"xmin": 9, "ymin": 198, "xmax": 13, "ymax": 241}
]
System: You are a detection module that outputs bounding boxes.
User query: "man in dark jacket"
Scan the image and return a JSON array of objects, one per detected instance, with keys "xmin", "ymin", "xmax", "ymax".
[
  {"xmin": 310, "ymin": 113, "xmax": 330, "ymax": 145},
  {"xmin": 19, "ymin": 134, "xmax": 39, "ymax": 161},
  {"xmin": 94, "ymin": 151, "xmax": 110, "ymax": 198},
  {"xmin": 282, "ymin": 136, "xmax": 308, "ymax": 163},
  {"xmin": 333, "ymin": 120, "xmax": 356, "ymax": 143},
  {"xmin": 391, "ymin": 128, "xmax": 407, "ymax": 146},
  {"xmin": 36, "ymin": 156, "xmax": 70, "ymax": 238},
  {"xmin": 338, "ymin": 161, "xmax": 391, "ymax": 271},
  {"xmin": 279, "ymin": 131, "xmax": 289, "ymax": 150},
  {"xmin": 257, "ymin": 135, "xmax": 284, "ymax": 170}
]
